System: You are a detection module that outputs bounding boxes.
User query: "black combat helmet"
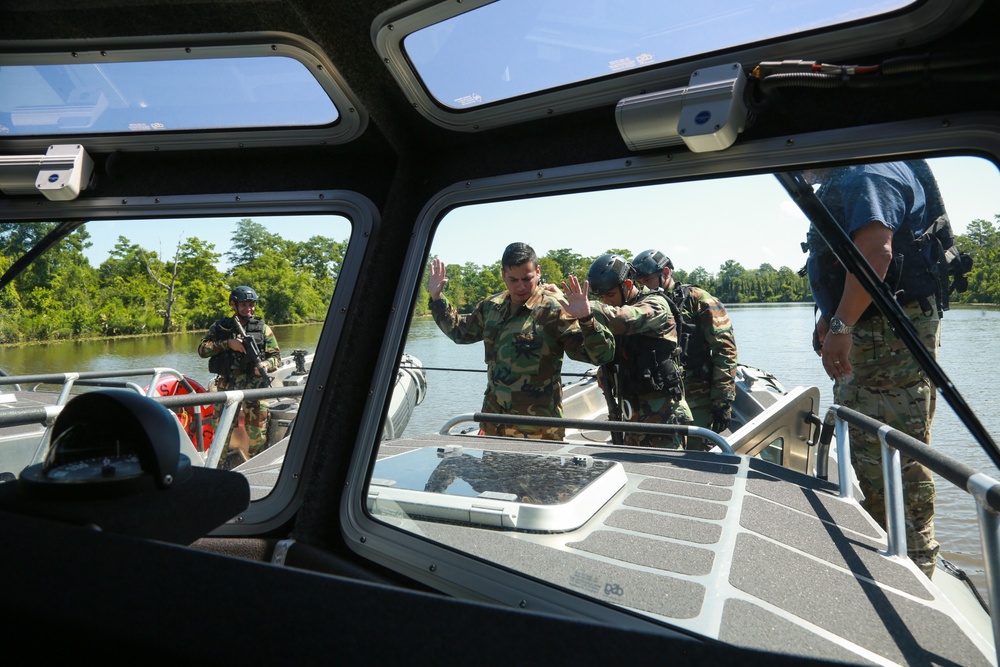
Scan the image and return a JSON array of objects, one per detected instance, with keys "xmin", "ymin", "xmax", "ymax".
[
  {"xmin": 587, "ymin": 254, "xmax": 634, "ymax": 294},
  {"xmin": 632, "ymin": 249, "xmax": 673, "ymax": 278},
  {"xmin": 230, "ymin": 285, "xmax": 259, "ymax": 303}
]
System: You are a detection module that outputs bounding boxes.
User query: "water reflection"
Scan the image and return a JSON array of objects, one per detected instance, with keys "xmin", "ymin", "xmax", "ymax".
[{"xmin": 0, "ymin": 323, "xmax": 323, "ymax": 388}]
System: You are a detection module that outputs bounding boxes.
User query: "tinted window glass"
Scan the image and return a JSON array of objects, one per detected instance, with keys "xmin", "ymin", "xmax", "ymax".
[
  {"xmin": 0, "ymin": 213, "xmax": 350, "ymax": 500},
  {"xmin": 375, "ymin": 156, "xmax": 1000, "ymax": 643},
  {"xmin": 0, "ymin": 57, "xmax": 338, "ymax": 136},
  {"xmin": 404, "ymin": 0, "xmax": 914, "ymax": 108}
]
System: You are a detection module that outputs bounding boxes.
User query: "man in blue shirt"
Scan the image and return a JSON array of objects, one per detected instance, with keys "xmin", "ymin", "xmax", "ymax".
[{"xmin": 806, "ymin": 160, "xmax": 945, "ymax": 577}]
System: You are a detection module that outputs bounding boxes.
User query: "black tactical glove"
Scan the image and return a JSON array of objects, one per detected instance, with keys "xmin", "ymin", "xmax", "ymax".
[{"xmin": 710, "ymin": 402, "xmax": 732, "ymax": 433}]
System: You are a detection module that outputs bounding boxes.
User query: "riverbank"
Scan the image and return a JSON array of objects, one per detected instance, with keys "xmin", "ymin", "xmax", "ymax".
[{"xmin": 0, "ymin": 320, "xmax": 326, "ymax": 349}]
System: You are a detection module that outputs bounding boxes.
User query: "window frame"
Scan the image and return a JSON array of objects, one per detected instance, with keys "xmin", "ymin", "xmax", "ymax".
[{"xmin": 341, "ymin": 110, "xmax": 1000, "ymax": 626}]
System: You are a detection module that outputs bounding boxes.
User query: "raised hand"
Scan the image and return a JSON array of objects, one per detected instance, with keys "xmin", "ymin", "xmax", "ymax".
[
  {"xmin": 558, "ymin": 275, "xmax": 593, "ymax": 320},
  {"xmin": 428, "ymin": 258, "xmax": 448, "ymax": 300}
]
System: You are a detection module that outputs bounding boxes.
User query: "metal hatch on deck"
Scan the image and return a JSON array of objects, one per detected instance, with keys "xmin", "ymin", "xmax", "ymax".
[{"xmin": 368, "ymin": 446, "xmax": 626, "ymax": 532}]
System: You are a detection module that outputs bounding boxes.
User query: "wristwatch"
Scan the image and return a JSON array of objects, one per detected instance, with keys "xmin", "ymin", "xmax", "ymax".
[{"xmin": 828, "ymin": 317, "xmax": 855, "ymax": 335}]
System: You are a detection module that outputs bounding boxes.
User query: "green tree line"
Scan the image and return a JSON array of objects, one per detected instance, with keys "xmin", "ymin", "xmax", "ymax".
[
  {"xmin": 4, "ymin": 214, "xmax": 996, "ymax": 343},
  {"xmin": 956, "ymin": 215, "xmax": 1000, "ymax": 303},
  {"xmin": 412, "ymin": 248, "xmax": 814, "ymax": 315},
  {"xmin": 0, "ymin": 219, "xmax": 346, "ymax": 344},
  {"xmin": 414, "ymin": 215, "xmax": 1000, "ymax": 315}
]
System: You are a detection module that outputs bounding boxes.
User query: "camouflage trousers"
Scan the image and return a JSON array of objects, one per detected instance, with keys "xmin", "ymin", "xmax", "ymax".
[
  {"xmin": 685, "ymin": 379, "xmax": 713, "ymax": 431},
  {"xmin": 213, "ymin": 398, "xmax": 271, "ymax": 456},
  {"xmin": 480, "ymin": 421, "xmax": 564, "ymax": 441},
  {"xmin": 834, "ymin": 302, "xmax": 940, "ymax": 576},
  {"xmin": 620, "ymin": 393, "xmax": 692, "ymax": 449},
  {"xmin": 685, "ymin": 379, "xmax": 729, "ymax": 451}
]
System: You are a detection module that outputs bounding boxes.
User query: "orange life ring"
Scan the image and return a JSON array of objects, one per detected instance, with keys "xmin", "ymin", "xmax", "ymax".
[{"xmin": 151, "ymin": 376, "xmax": 216, "ymax": 452}]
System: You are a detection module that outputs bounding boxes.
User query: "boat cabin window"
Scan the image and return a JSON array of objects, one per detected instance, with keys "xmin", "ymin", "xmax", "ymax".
[
  {"xmin": 401, "ymin": 0, "xmax": 917, "ymax": 109},
  {"xmin": 0, "ymin": 56, "xmax": 338, "ymax": 137},
  {"xmin": 0, "ymin": 39, "xmax": 367, "ymax": 149},
  {"xmin": 0, "ymin": 212, "xmax": 351, "ymax": 504},
  {"xmin": 364, "ymin": 153, "xmax": 1000, "ymax": 637}
]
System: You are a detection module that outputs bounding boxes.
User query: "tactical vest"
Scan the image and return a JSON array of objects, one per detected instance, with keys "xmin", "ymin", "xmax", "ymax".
[
  {"xmin": 665, "ymin": 283, "xmax": 712, "ymax": 381},
  {"xmin": 614, "ymin": 292, "xmax": 684, "ymax": 400},
  {"xmin": 208, "ymin": 316, "xmax": 267, "ymax": 377},
  {"xmin": 809, "ymin": 160, "xmax": 971, "ymax": 318}
]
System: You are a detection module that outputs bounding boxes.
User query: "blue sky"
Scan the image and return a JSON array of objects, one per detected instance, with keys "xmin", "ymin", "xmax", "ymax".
[
  {"xmin": 80, "ymin": 156, "xmax": 998, "ymax": 277},
  {"xmin": 431, "ymin": 156, "xmax": 999, "ymax": 275},
  {"xmin": 82, "ymin": 214, "xmax": 350, "ymax": 270}
]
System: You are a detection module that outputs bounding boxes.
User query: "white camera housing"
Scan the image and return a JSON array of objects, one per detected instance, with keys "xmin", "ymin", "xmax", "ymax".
[
  {"xmin": 616, "ymin": 63, "xmax": 748, "ymax": 153},
  {"xmin": 0, "ymin": 144, "xmax": 94, "ymax": 201}
]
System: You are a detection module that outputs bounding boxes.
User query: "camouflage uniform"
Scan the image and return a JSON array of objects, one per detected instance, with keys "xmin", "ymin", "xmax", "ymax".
[
  {"xmin": 432, "ymin": 285, "xmax": 615, "ymax": 440},
  {"xmin": 593, "ymin": 288, "xmax": 692, "ymax": 448},
  {"xmin": 198, "ymin": 316, "xmax": 281, "ymax": 456},
  {"xmin": 669, "ymin": 283, "xmax": 737, "ymax": 433},
  {"xmin": 835, "ymin": 301, "xmax": 939, "ymax": 575},
  {"xmin": 808, "ymin": 162, "xmax": 942, "ymax": 576}
]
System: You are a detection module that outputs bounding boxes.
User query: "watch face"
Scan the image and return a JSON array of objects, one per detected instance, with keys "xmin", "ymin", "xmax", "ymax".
[{"xmin": 829, "ymin": 317, "xmax": 852, "ymax": 334}]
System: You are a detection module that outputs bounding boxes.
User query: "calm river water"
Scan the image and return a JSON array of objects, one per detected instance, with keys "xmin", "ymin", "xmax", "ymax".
[
  {"xmin": 3, "ymin": 305, "xmax": 998, "ymax": 591},
  {"xmin": 404, "ymin": 303, "xmax": 1000, "ymax": 593}
]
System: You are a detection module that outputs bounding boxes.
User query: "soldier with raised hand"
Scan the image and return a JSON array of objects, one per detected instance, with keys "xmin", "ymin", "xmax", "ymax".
[
  {"xmin": 198, "ymin": 285, "xmax": 281, "ymax": 468},
  {"xmin": 632, "ymin": 249, "xmax": 738, "ymax": 436},
  {"xmin": 428, "ymin": 242, "xmax": 615, "ymax": 441},
  {"xmin": 587, "ymin": 253, "xmax": 691, "ymax": 448}
]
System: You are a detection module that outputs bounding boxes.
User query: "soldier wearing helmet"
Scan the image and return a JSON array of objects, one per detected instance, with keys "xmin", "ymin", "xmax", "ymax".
[
  {"xmin": 632, "ymin": 249, "xmax": 738, "ymax": 436},
  {"xmin": 587, "ymin": 253, "xmax": 691, "ymax": 448},
  {"xmin": 198, "ymin": 284, "xmax": 281, "ymax": 468},
  {"xmin": 428, "ymin": 242, "xmax": 615, "ymax": 440}
]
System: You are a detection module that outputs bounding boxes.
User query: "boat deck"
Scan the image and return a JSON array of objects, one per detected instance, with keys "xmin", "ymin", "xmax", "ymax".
[{"xmin": 372, "ymin": 434, "xmax": 994, "ymax": 665}]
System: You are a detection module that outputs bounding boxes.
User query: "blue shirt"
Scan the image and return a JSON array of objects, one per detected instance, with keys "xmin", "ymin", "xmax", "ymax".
[{"xmin": 807, "ymin": 162, "xmax": 930, "ymax": 319}]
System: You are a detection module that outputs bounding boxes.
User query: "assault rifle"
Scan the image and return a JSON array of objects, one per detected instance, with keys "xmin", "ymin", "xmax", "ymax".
[
  {"xmin": 232, "ymin": 317, "xmax": 273, "ymax": 386},
  {"xmin": 600, "ymin": 364, "xmax": 624, "ymax": 445}
]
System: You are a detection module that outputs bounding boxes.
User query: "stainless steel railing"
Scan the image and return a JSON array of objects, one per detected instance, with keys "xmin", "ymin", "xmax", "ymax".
[
  {"xmin": 828, "ymin": 404, "xmax": 1000, "ymax": 662},
  {"xmin": 438, "ymin": 411, "xmax": 735, "ymax": 454},
  {"xmin": 0, "ymin": 371, "xmax": 304, "ymax": 471}
]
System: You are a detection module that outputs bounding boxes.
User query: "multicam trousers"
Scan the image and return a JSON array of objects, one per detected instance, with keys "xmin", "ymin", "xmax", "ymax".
[{"xmin": 834, "ymin": 302, "xmax": 940, "ymax": 576}]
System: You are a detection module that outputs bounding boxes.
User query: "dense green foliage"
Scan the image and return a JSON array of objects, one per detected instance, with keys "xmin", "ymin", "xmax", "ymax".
[
  {"xmin": 0, "ymin": 219, "xmax": 346, "ymax": 344},
  {"xmin": 412, "ymin": 248, "xmax": 813, "ymax": 315},
  {"xmin": 955, "ymin": 216, "xmax": 1000, "ymax": 304},
  {"xmin": 4, "ymin": 214, "xmax": 995, "ymax": 342},
  {"xmin": 413, "ymin": 217, "xmax": 998, "ymax": 315}
]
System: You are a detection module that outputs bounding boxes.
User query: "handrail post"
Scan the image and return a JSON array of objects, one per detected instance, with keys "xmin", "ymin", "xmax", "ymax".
[
  {"xmin": 54, "ymin": 373, "xmax": 78, "ymax": 406},
  {"xmin": 880, "ymin": 424, "xmax": 908, "ymax": 559},
  {"xmin": 834, "ymin": 408, "xmax": 854, "ymax": 500},
  {"xmin": 205, "ymin": 391, "xmax": 244, "ymax": 469},
  {"xmin": 28, "ymin": 373, "xmax": 80, "ymax": 466},
  {"xmin": 968, "ymin": 472, "xmax": 1000, "ymax": 664}
]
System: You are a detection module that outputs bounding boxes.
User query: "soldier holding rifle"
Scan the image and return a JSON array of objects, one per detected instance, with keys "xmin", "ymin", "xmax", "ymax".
[{"xmin": 198, "ymin": 285, "xmax": 281, "ymax": 469}]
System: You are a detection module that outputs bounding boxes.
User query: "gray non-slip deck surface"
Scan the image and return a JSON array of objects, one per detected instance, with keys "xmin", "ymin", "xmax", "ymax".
[{"xmin": 376, "ymin": 435, "xmax": 993, "ymax": 665}]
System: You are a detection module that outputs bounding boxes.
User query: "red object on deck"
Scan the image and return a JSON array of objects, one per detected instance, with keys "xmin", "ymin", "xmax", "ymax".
[{"xmin": 152, "ymin": 376, "xmax": 215, "ymax": 452}]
